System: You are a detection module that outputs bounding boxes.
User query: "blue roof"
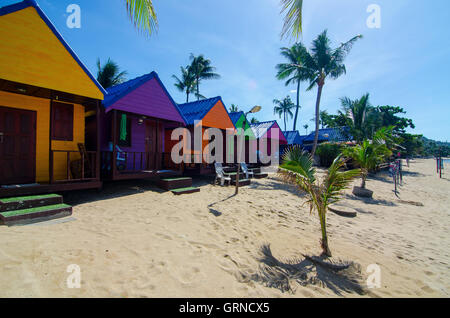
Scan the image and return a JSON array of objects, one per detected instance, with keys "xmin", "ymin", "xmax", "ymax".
[
  {"xmin": 0, "ymin": 0, "xmax": 107, "ymax": 97},
  {"xmin": 177, "ymin": 96, "xmax": 223, "ymax": 126},
  {"xmin": 228, "ymin": 111, "xmax": 244, "ymax": 125},
  {"xmin": 303, "ymin": 127, "xmax": 351, "ymax": 143},
  {"xmin": 103, "ymin": 72, "xmax": 155, "ymax": 107},
  {"xmin": 283, "ymin": 131, "xmax": 303, "ymax": 145}
]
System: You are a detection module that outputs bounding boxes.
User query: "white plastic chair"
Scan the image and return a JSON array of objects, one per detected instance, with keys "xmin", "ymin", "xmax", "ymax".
[
  {"xmin": 214, "ymin": 163, "xmax": 231, "ymax": 186},
  {"xmin": 240, "ymin": 163, "xmax": 254, "ymax": 179}
]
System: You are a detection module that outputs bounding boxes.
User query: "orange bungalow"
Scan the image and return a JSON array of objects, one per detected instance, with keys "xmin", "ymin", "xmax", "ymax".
[
  {"xmin": 165, "ymin": 96, "xmax": 236, "ymax": 174},
  {"xmin": 0, "ymin": 0, "xmax": 105, "ymax": 197}
]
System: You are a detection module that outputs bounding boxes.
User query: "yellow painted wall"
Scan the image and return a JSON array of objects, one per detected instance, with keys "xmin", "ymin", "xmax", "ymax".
[
  {"xmin": 0, "ymin": 91, "xmax": 85, "ymax": 183},
  {"xmin": 0, "ymin": 7, "xmax": 103, "ymax": 100}
]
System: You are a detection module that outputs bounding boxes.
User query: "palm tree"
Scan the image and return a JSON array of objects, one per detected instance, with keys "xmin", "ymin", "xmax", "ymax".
[
  {"xmin": 125, "ymin": 0, "xmax": 158, "ymax": 36},
  {"xmin": 342, "ymin": 136, "xmax": 391, "ymax": 191},
  {"xmin": 300, "ymin": 30, "xmax": 363, "ymax": 157},
  {"xmin": 340, "ymin": 93, "xmax": 380, "ymax": 142},
  {"xmin": 276, "ymin": 43, "xmax": 310, "ymax": 130},
  {"xmin": 229, "ymin": 104, "xmax": 239, "ymax": 112},
  {"xmin": 250, "ymin": 117, "xmax": 259, "ymax": 124},
  {"xmin": 280, "ymin": 0, "xmax": 303, "ymax": 40},
  {"xmin": 96, "ymin": 58, "xmax": 127, "ymax": 89},
  {"xmin": 172, "ymin": 66, "xmax": 196, "ymax": 103},
  {"xmin": 303, "ymin": 124, "xmax": 308, "ymax": 135},
  {"xmin": 189, "ymin": 54, "xmax": 220, "ymax": 100},
  {"xmin": 273, "ymin": 96, "xmax": 295, "ymax": 131},
  {"xmin": 280, "ymin": 148, "xmax": 361, "ymax": 256}
]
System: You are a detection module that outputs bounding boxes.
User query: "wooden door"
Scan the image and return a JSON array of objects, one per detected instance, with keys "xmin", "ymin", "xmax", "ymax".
[
  {"xmin": 145, "ymin": 120, "xmax": 157, "ymax": 170},
  {"xmin": 0, "ymin": 106, "xmax": 36, "ymax": 185}
]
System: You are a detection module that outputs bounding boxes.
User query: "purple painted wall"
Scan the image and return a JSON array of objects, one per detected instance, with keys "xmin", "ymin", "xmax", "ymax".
[
  {"xmin": 264, "ymin": 122, "xmax": 288, "ymax": 144},
  {"xmin": 105, "ymin": 77, "xmax": 185, "ymax": 123}
]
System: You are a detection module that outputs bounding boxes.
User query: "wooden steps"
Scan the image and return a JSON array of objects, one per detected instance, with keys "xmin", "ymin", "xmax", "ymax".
[
  {"xmin": 0, "ymin": 201, "xmax": 72, "ymax": 226},
  {"xmin": 0, "ymin": 194, "xmax": 63, "ymax": 212},
  {"xmin": 158, "ymin": 177, "xmax": 192, "ymax": 190},
  {"xmin": 171, "ymin": 187, "xmax": 200, "ymax": 195},
  {"xmin": 158, "ymin": 177, "xmax": 200, "ymax": 195},
  {"xmin": 253, "ymin": 173, "xmax": 268, "ymax": 179},
  {"xmin": 231, "ymin": 179, "xmax": 251, "ymax": 186}
]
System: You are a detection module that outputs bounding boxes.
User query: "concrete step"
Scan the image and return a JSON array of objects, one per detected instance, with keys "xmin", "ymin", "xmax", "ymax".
[
  {"xmin": 0, "ymin": 203, "xmax": 72, "ymax": 226},
  {"xmin": 0, "ymin": 194, "xmax": 63, "ymax": 212},
  {"xmin": 171, "ymin": 187, "xmax": 200, "ymax": 195},
  {"xmin": 159, "ymin": 177, "xmax": 192, "ymax": 190}
]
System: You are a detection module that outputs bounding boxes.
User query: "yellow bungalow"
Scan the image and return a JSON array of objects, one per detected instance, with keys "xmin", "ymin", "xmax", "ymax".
[{"xmin": 0, "ymin": 0, "xmax": 105, "ymax": 197}]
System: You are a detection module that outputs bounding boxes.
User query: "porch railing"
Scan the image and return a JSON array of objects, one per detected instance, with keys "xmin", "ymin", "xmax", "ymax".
[{"xmin": 50, "ymin": 150, "xmax": 98, "ymax": 183}]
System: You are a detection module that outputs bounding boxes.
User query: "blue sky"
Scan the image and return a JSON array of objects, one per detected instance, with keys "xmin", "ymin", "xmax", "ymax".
[{"xmin": 4, "ymin": 0, "xmax": 450, "ymax": 141}]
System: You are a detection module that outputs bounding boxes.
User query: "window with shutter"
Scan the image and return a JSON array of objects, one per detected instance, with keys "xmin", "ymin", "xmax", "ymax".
[{"xmin": 51, "ymin": 102, "xmax": 73, "ymax": 141}]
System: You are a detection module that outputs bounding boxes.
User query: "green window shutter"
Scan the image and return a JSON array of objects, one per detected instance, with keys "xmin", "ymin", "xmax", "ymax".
[{"xmin": 120, "ymin": 114, "xmax": 127, "ymax": 141}]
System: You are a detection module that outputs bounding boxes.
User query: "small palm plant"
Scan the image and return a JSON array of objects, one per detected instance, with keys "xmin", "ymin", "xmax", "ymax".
[
  {"xmin": 342, "ymin": 138, "xmax": 391, "ymax": 197},
  {"xmin": 279, "ymin": 148, "xmax": 361, "ymax": 256}
]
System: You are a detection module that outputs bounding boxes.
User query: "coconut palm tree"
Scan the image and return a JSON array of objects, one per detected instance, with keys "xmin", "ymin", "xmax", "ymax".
[
  {"xmin": 299, "ymin": 30, "xmax": 363, "ymax": 157},
  {"xmin": 229, "ymin": 104, "xmax": 239, "ymax": 112},
  {"xmin": 280, "ymin": 148, "xmax": 361, "ymax": 256},
  {"xmin": 250, "ymin": 117, "xmax": 259, "ymax": 124},
  {"xmin": 276, "ymin": 43, "xmax": 310, "ymax": 130},
  {"xmin": 273, "ymin": 96, "xmax": 295, "ymax": 131},
  {"xmin": 342, "ymin": 137, "xmax": 391, "ymax": 191},
  {"xmin": 172, "ymin": 66, "xmax": 196, "ymax": 103},
  {"xmin": 340, "ymin": 93, "xmax": 382, "ymax": 142},
  {"xmin": 303, "ymin": 124, "xmax": 308, "ymax": 135},
  {"xmin": 189, "ymin": 54, "xmax": 220, "ymax": 100},
  {"xmin": 280, "ymin": 0, "xmax": 303, "ymax": 40},
  {"xmin": 125, "ymin": 0, "xmax": 158, "ymax": 36},
  {"xmin": 96, "ymin": 58, "xmax": 127, "ymax": 89}
]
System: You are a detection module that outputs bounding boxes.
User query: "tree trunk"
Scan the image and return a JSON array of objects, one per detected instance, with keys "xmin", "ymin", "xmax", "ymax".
[
  {"xmin": 284, "ymin": 112, "xmax": 287, "ymax": 131},
  {"xmin": 361, "ymin": 175, "xmax": 366, "ymax": 188},
  {"xmin": 197, "ymin": 76, "xmax": 200, "ymax": 101},
  {"xmin": 293, "ymin": 80, "xmax": 300, "ymax": 130},
  {"xmin": 311, "ymin": 83, "xmax": 324, "ymax": 157},
  {"xmin": 186, "ymin": 91, "xmax": 189, "ymax": 103},
  {"xmin": 319, "ymin": 209, "xmax": 332, "ymax": 257}
]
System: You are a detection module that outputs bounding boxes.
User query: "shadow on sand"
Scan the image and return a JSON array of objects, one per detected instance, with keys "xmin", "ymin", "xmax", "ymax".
[
  {"xmin": 249, "ymin": 179, "xmax": 307, "ymax": 198},
  {"xmin": 64, "ymin": 175, "xmax": 215, "ymax": 206},
  {"xmin": 344, "ymin": 193, "xmax": 397, "ymax": 207},
  {"xmin": 242, "ymin": 244, "xmax": 366, "ymax": 296}
]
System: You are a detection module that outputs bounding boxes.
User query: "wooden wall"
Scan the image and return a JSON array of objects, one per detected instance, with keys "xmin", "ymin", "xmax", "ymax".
[{"xmin": 0, "ymin": 91, "xmax": 85, "ymax": 183}]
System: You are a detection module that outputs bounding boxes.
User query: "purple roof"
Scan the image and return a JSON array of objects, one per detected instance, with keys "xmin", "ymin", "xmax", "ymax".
[{"xmin": 103, "ymin": 72, "xmax": 186, "ymax": 124}]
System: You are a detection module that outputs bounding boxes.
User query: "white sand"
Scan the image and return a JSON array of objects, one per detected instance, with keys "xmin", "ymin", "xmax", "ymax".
[{"xmin": 0, "ymin": 159, "xmax": 448, "ymax": 297}]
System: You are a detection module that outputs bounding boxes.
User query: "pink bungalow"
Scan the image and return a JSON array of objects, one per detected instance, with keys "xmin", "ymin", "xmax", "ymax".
[
  {"xmin": 97, "ymin": 72, "xmax": 187, "ymax": 180},
  {"xmin": 250, "ymin": 120, "xmax": 287, "ymax": 163}
]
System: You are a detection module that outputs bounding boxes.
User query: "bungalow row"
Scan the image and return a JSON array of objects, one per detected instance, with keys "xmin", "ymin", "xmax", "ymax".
[{"xmin": 0, "ymin": 0, "xmax": 289, "ymax": 198}]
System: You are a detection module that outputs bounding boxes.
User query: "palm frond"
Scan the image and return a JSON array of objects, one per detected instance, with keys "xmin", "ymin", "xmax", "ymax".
[
  {"xmin": 126, "ymin": 0, "xmax": 158, "ymax": 37},
  {"xmin": 280, "ymin": 0, "xmax": 303, "ymax": 40}
]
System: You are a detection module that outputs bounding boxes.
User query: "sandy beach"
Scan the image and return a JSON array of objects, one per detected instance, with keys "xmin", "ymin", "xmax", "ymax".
[{"xmin": 0, "ymin": 158, "xmax": 448, "ymax": 297}]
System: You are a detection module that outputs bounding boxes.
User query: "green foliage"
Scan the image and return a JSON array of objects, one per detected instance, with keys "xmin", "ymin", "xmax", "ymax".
[
  {"xmin": 316, "ymin": 143, "xmax": 343, "ymax": 167},
  {"xmin": 341, "ymin": 137, "xmax": 391, "ymax": 188},
  {"xmin": 280, "ymin": 0, "xmax": 303, "ymax": 40},
  {"xmin": 189, "ymin": 54, "xmax": 220, "ymax": 100},
  {"xmin": 420, "ymin": 137, "xmax": 450, "ymax": 157},
  {"xmin": 125, "ymin": 0, "xmax": 158, "ymax": 37},
  {"xmin": 279, "ymin": 149, "xmax": 361, "ymax": 256},
  {"xmin": 172, "ymin": 66, "xmax": 196, "ymax": 103},
  {"xmin": 273, "ymin": 96, "xmax": 295, "ymax": 131},
  {"xmin": 96, "ymin": 58, "xmax": 127, "ymax": 89}
]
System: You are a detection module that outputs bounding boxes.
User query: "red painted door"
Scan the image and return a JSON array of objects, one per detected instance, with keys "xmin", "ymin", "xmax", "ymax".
[
  {"xmin": 145, "ymin": 120, "xmax": 157, "ymax": 170},
  {"xmin": 0, "ymin": 106, "xmax": 36, "ymax": 185}
]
